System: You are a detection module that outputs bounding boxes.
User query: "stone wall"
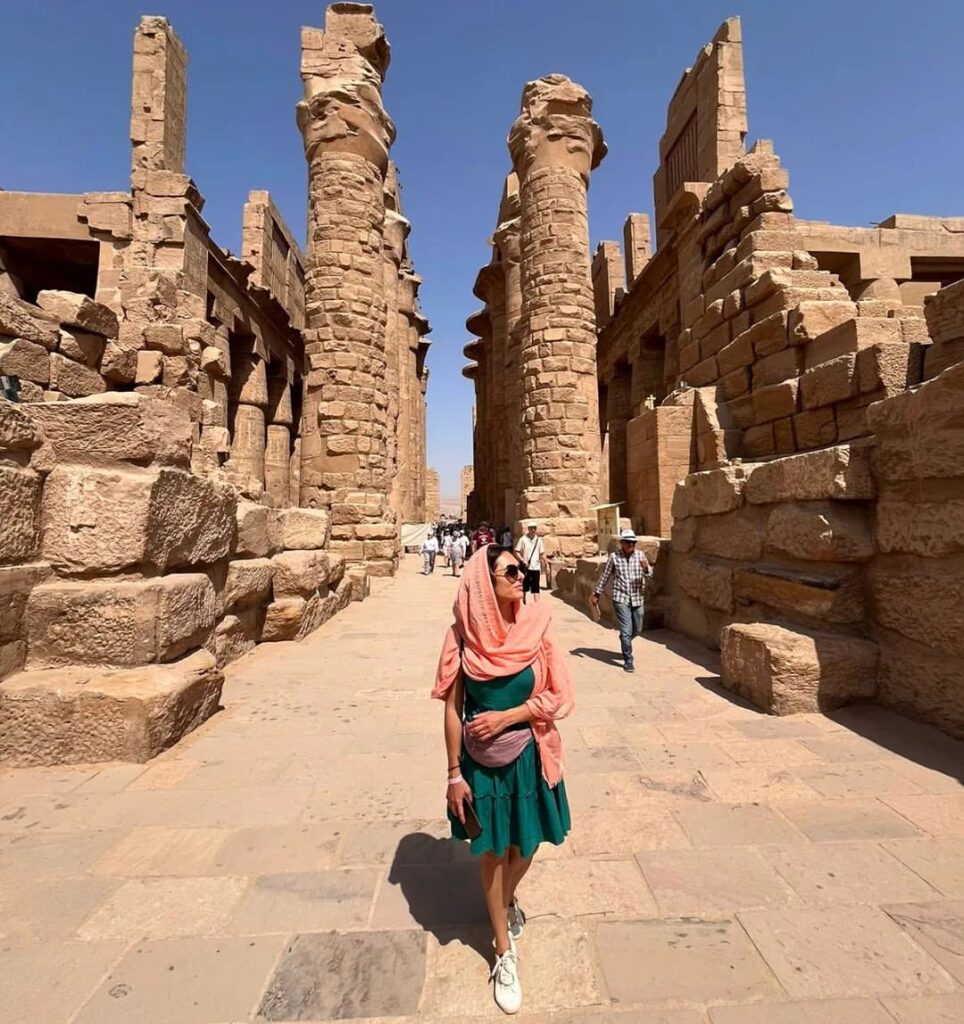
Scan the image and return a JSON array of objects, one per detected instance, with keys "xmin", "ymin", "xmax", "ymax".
[{"xmin": 0, "ymin": 5, "xmax": 434, "ymax": 764}]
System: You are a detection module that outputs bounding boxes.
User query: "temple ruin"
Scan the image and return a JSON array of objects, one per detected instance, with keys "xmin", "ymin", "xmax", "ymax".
[
  {"xmin": 466, "ymin": 17, "xmax": 964, "ymax": 737},
  {"xmin": 0, "ymin": 6, "xmax": 432, "ymax": 765}
]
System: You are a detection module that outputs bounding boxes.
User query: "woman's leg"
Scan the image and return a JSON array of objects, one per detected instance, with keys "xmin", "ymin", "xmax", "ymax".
[
  {"xmin": 504, "ymin": 845, "xmax": 534, "ymax": 907},
  {"xmin": 480, "ymin": 851, "xmax": 512, "ymax": 955}
]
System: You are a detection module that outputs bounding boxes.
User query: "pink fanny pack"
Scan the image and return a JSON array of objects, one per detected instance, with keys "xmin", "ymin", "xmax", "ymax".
[{"xmin": 463, "ymin": 723, "xmax": 533, "ymax": 767}]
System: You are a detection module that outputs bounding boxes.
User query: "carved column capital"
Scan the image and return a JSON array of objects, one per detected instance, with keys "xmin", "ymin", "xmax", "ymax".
[{"xmin": 508, "ymin": 74, "xmax": 606, "ymax": 185}]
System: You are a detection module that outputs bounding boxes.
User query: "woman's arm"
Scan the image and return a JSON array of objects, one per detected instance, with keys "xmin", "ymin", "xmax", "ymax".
[
  {"xmin": 444, "ymin": 672, "xmax": 472, "ymax": 823},
  {"xmin": 464, "ymin": 701, "xmax": 533, "ymax": 741}
]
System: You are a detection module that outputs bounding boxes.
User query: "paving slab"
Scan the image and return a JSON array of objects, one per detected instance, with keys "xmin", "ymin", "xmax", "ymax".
[
  {"xmin": 636, "ymin": 846, "xmax": 800, "ymax": 916},
  {"xmin": 738, "ymin": 905, "xmax": 957, "ymax": 997},
  {"xmin": 257, "ymin": 930, "xmax": 427, "ymax": 1021},
  {"xmin": 595, "ymin": 919, "xmax": 782, "ymax": 1004},
  {"xmin": 880, "ymin": 992, "xmax": 964, "ymax": 1023},
  {"xmin": 0, "ymin": 940, "xmax": 126, "ymax": 1024},
  {"xmin": 883, "ymin": 837, "xmax": 964, "ymax": 897},
  {"xmin": 672, "ymin": 802, "xmax": 805, "ymax": 846},
  {"xmin": 74, "ymin": 935, "xmax": 286, "ymax": 1024},
  {"xmin": 882, "ymin": 900, "xmax": 964, "ymax": 984},
  {"xmin": 774, "ymin": 798, "xmax": 922, "ymax": 842},
  {"xmin": 707, "ymin": 998, "xmax": 893, "ymax": 1023}
]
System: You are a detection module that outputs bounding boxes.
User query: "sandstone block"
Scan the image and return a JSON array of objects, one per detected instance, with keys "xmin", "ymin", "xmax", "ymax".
[
  {"xmin": 792, "ymin": 406, "xmax": 837, "ymax": 449},
  {"xmin": 214, "ymin": 611, "xmax": 260, "ymax": 668},
  {"xmin": 224, "ymin": 558, "xmax": 274, "ymax": 610},
  {"xmin": 135, "ymin": 349, "xmax": 163, "ymax": 384},
  {"xmin": 200, "ymin": 346, "xmax": 228, "ymax": 377},
  {"xmin": 875, "ymin": 492, "xmax": 964, "ymax": 557},
  {"xmin": 0, "ymin": 293, "xmax": 60, "ymax": 348},
  {"xmin": 261, "ymin": 597, "xmax": 307, "ymax": 642},
  {"xmin": 875, "ymin": 627, "xmax": 963, "ymax": 740},
  {"xmin": 751, "ymin": 378, "xmax": 799, "ymax": 423},
  {"xmin": 803, "ymin": 316, "xmax": 901, "ymax": 368},
  {"xmin": 35, "ymin": 290, "xmax": 118, "ymax": 338},
  {"xmin": 363, "ymin": 539, "xmax": 397, "ymax": 560},
  {"xmin": 0, "ymin": 641, "xmax": 25, "ymax": 682},
  {"xmin": 671, "ymin": 516, "xmax": 696, "ymax": 554},
  {"xmin": 271, "ymin": 550, "xmax": 329, "ymax": 598},
  {"xmin": 868, "ymin": 361, "xmax": 964, "ymax": 483},
  {"xmin": 279, "ymin": 507, "xmax": 331, "ymax": 550},
  {"xmin": 0, "ymin": 398, "xmax": 42, "ymax": 451},
  {"xmin": 143, "ymin": 323, "xmax": 186, "ymax": 355},
  {"xmin": 766, "ymin": 501, "xmax": 874, "ymax": 561},
  {"xmin": 752, "ymin": 346, "xmax": 801, "ymax": 388},
  {"xmin": 345, "ymin": 565, "xmax": 370, "ymax": 602},
  {"xmin": 721, "ymin": 622, "xmax": 878, "ymax": 714},
  {"xmin": 788, "ymin": 300, "xmax": 857, "ymax": 343},
  {"xmin": 0, "ymin": 337, "xmax": 50, "ymax": 383},
  {"xmin": 0, "ymin": 650, "xmax": 222, "ymax": 766},
  {"xmin": 26, "ymin": 574, "xmax": 217, "ymax": 668},
  {"xmin": 48, "ymin": 352, "xmax": 106, "ymax": 398},
  {"xmin": 696, "ymin": 509, "xmax": 765, "ymax": 560},
  {"xmin": 30, "ymin": 393, "xmax": 191, "ymax": 467},
  {"xmin": 100, "ymin": 341, "xmax": 138, "ymax": 384},
  {"xmin": 745, "ymin": 444, "xmax": 875, "ymax": 504},
  {"xmin": 235, "ymin": 502, "xmax": 283, "ymax": 558},
  {"xmin": 855, "ymin": 342, "xmax": 920, "ymax": 396},
  {"xmin": 42, "ymin": 466, "xmax": 235, "ymax": 574},
  {"xmin": 870, "ymin": 559, "xmax": 964, "ymax": 658},
  {"xmin": 57, "ymin": 328, "xmax": 105, "ymax": 366},
  {"xmin": 734, "ymin": 563, "xmax": 865, "ymax": 624},
  {"xmin": 0, "ymin": 563, "xmax": 51, "ymax": 644},
  {"xmin": 0, "ymin": 466, "xmax": 42, "ymax": 563},
  {"xmin": 672, "ymin": 465, "xmax": 746, "ymax": 520},
  {"xmin": 677, "ymin": 555, "xmax": 734, "ymax": 612},
  {"xmin": 800, "ymin": 354, "xmax": 857, "ymax": 410},
  {"xmin": 229, "ymin": 354, "xmax": 268, "ymax": 406}
]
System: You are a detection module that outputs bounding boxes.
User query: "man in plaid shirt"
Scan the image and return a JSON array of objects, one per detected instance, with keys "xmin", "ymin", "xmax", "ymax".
[{"xmin": 589, "ymin": 528, "xmax": 653, "ymax": 673}]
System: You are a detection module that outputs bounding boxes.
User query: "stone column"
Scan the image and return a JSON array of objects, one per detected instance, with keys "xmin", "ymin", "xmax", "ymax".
[
  {"xmin": 494, "ymin": 178, "xmax": 523, "ymax": 527},
  {"xmin": 265, "ymin": 376, "xmax": 293, "ymax": 506},
  {"xmin": 297, "ymin": 5, "xmax": 397, "ymax": 575},
  {"xmin": 508, "ymin": 75, "xmax": 606, "ymax": 559},
  {"xmin": 383, "ymin": 205, "xmax": 408, "ymax": 518}
]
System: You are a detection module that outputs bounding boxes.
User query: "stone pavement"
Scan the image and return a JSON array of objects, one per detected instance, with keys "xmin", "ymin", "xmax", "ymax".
[{"xmin": 1, "ymin": 556, "xmax": 963, "ymax": 1024}]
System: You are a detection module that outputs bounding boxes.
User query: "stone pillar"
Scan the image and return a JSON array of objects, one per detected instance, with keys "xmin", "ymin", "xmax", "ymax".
[
  {"xmin": 508, "ymin": 74, "xmax": 606, "ymax": 559},
  {"xmin": 623, "ymin": 212, "xmax": 651, "ymax": 286},
  {"xmin": 297, "ymin": 5, "xmax": 397, "ymax": 575},
  {"xmin": 265, "ymin": 376, "xmax": 293, "ymax": 506},
  {"xmin": 226, "ymin": 351, "xmax": 268, "ymax": 493},
  {"xmin": 494, "ymin": 182, "xmax": 523, "ymax": 528}
]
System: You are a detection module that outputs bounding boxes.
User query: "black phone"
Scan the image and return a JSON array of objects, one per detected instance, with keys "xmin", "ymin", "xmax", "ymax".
[{"xmin": 461, "ymin": 798, "xmax": 483, "ymax": 840}]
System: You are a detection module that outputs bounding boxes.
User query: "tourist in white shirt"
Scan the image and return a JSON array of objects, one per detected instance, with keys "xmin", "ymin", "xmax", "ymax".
[{"xmin": 514, "ymin": 523, "xmax": 546, "ymax": 603}]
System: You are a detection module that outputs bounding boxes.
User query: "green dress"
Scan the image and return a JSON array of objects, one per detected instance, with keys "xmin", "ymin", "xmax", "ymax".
[{"xmin": 449, "ymin": 664, "xmax": 571, "ymax": 858}]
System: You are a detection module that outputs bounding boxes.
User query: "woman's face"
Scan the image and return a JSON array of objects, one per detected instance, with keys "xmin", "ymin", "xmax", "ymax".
[{"xmin": 491, "ymin": 549, "xmax": 524, "ymax": 602}]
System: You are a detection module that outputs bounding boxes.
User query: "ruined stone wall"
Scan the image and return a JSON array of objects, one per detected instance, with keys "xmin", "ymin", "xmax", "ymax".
[
  {"xmin": 424, "ymin": 467, "xmax": 441, "ymax": 521},
  {"xmin": 460, "ymin": 464, "xmax": 474, "ymax": 521}
]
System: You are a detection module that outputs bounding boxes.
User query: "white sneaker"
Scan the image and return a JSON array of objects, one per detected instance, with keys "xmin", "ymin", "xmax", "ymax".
[
  {"xmin": 490, "ymin": 948, "xmax": 522, "ymax": 1015},
  {"xmin": 508, "ymin": 898, "xmax": 526, "ymax": 941}
]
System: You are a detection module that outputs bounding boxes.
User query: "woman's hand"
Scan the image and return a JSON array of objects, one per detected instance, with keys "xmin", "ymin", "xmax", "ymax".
[
  {"xmin": 465, "ymin": 710, "xmax": 511, "ymax": 742},
  {"xmin": 447, "ymin": 779, "xmax": 473, "ymax": 824}
]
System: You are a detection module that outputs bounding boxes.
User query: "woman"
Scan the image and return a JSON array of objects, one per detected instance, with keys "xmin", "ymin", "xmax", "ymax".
[{"xmin": 433, "ymin": 544, "xmax": 574, "ymax": 1015}]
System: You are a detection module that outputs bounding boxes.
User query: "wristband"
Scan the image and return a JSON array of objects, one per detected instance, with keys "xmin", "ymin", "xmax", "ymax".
[{"xmin": 447, "ymin": 775, "xmax": 465, "ymax": 786}]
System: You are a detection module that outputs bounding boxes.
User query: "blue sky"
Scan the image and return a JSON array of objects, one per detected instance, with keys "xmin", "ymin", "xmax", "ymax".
[{"xmin": 2, "ymin": 1, "xmax": 961, "ymax": 498}]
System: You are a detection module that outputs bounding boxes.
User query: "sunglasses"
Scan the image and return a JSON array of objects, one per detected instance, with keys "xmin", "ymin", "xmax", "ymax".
[{"xmin": 492, "ymin": 564, "xmax": 523, "ymax": 581}]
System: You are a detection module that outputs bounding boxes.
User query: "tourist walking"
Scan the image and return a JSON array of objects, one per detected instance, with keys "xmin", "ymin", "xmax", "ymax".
[
  {"xmin": 514, "ymin": 522, "xmax": 546, "ymax": 603},
  {"xmin": 433, "ymin": 544, "xmax": 574, "ymax": 1015},
  {"xmin": 450, "ymin": 530, "xmax": 468, "ymax": 577},
  {"xmin": 442, "ymin": 530, "xmax": 453, "ymax": 568},
  {"xmin": 589, "ymin": 528, "xmax": 653, "ymax": 673},
  {"xmin": 471, "ymin": 521, "xmax": 495, "ymax": 555},
  {"xmin": 421, "ymin": 532, "xmax": 439, "ymax": 575},
  {"xmin": 500, "ymin": 524, "xmax": 513, "ymax": 548}
]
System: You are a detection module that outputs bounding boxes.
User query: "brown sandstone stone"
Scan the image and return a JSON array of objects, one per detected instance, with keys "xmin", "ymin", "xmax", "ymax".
[
  {"xmin": 0, "ymin": 337, "xmax": 50, "ymax": 383},
  {"xmin": 235, "ymin": 501, "xmax": 283, "ymax": 558},
  {"xmin": 261, "ymin": 597, "xmax": 307, "ymax": 642},
  {"xmin": 0, "ymin": 650, "xmax": 222, "ymax": 766},
  {"xmin": 734, "ymin": 563, "xmax": 865, "ymax": 624},
  {"xmin": 35, "ymin": 290, "xmax": 119, "ymax": 338},
  {"xmin": 0, "ymin": 466, "xmax": 42, "ymax": 564},
  {"xmin": 57, "ymin": 328, "xmax": 105, "ymax": 366},
  {"xmin": 279, "ymin": 507, "xmax": 331, "ymax": 550},
  {"xmin": 0, "ymin": 563, "xmax": 51, "ymax": 645},
  {"xmin": 48, "ymin": 352, "xmax": 106, "ymax": 397},
  {"xmin": 678, "ymin": 555, "xmax": 734, "ymax": 612},
  {"xmin": 271, "ymin": 550, "xmax": 330, "ymax": 598},
  {"xmin": 224, "ymin": 558, "xmax": 274, "ymax": 611},
  {"xmin": 672, "ymin": 465, "xmax": 746, "ymax": 519},
  {"xmin": 875, "ymin": 492, "xmax": 964, "ymax": 557},
  {"xmin": 870, "ymin": 559, "xmax": 964, "ymax": 658},
  {"xmin": 721, "ymin": 622, "xmax": 878, "ymax": 714},
  {"xmin": 0, "ymin": 293, "xmax": 60, "ymax": 348},
  {"xmin": 29, "ymin": 393, "xmax": 191, "ymax": 467},
  {"xmin": 0, "ymin": 398, "xmax": 42, "ymax": 450},
  {"xmin": 745, "ymin": 444, "xmax": 875, "ymax": 504},
  {"xmin": 696, "ymin": 509, "xmax": 765, "ymax": 560},
  {"xmin": 26, "ymin": 574, "xmax": 217, "ymax": 668},
  {"xmin": 766, "ymin": 501, "xmax": 874, "ymax": 561}
]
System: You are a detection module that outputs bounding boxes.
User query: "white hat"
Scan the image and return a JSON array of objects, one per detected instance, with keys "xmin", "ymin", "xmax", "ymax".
[{"xmin": 619, "ymin": 528, "xmax": 638, "ymax": 542}]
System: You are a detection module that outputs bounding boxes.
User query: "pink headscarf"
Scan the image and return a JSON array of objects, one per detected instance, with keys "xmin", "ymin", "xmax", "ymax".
[{"xmin": 432, "ymin": 544, "xmax": 574, "ymax": 787}]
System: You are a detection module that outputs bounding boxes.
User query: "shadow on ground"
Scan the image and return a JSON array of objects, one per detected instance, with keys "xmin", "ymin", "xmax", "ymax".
[
  {"xmin": 569, "ymin": 646, "xmax": 623, "ymax": 666},
  {"xmin": 387, "ymin": 833, "xmax": 493, "ymax": 964}
]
